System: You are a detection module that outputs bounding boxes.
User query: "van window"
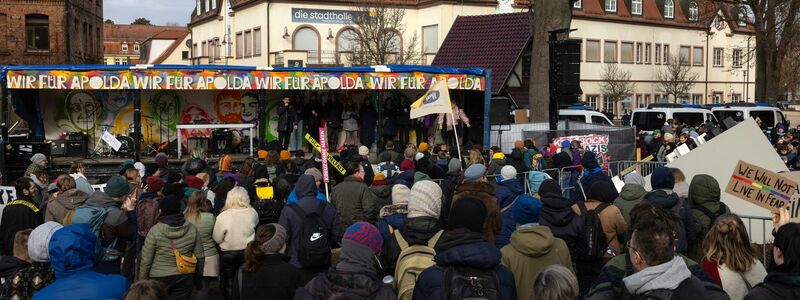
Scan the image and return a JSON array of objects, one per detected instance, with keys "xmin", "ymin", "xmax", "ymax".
[
  {"xmin": 559, "ymin": 115, "xmax": 586, "ymax": 123},
  {"xmin": 632, "ymin": 112, "xmax": 666, "ymax": 131},
  {"xmin": 714, "ymin": 110, "xmax": 745, "ymax": 122},
  {"xmin": 777, "ymin": 111, "xmax": 787, "ymax": 126},
  {"xmin": 591, "ymin": 115, "xmax": 612, "ymax": 125},
  {"xmin": 673, "ymin": 112, "xmax": 705, "ymax": 127},
  {"xmin": 750, "ymin": 110, "xmax": 776, "ymax": 128}
]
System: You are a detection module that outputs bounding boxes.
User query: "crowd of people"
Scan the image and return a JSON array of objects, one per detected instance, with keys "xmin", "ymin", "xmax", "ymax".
[{"xmin": 0, "ymin": 136, "xmax": 797, "ymax": 300}]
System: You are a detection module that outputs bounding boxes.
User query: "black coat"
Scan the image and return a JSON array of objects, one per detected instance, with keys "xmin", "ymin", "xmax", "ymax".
[
  {"xmin": 553, "ymin": 151, "xmax": 573, "ymax": 170},
  {"xmin": 325, "ymin": 101, "xmax": 343, "ymax": 128},
  {"xmin": 438, "ymin": 172, "xmax": 462, "ymax": 227},
  {"xmin": 509, "ymin": 148, "xmax": 526, "ymax": 174},
  {"xmin": 745, "ymin": 273, "xmax": 800, "ymax": 300},
  {"xmin": 278, "ymin": 103, "xmax": 297, "ymax": 132},
  {"xmin": 539, "ymin": 193, "xmax": 583, "ymax": 260},
  {"xmin": 236, "ymin": 254, "xmax": 304, "ymax": 300},
  {"xmin": 359, "ymin": 106, "xmax": 378, "ymax": 146},
  {"xmin": 304, "ymin": 101, "xmax": 323, "ymax": 127},
  {"xmin": 0, "ymin": 196, "xmax": 43, "ymax": 255}
]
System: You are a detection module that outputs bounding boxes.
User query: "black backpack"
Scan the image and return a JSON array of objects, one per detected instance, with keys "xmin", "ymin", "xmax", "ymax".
[
  {"xmin": 442, "ymin": 266, "xmax": 500, "ymax": 300},
  {"xmin": 290, "ymin": 201, "xmax": 331, "ymax": 268},
  {"xmin": 576, "ymin": 202, "xmax": 610, "ymax": 262},
  {"xmin": 669, "ymin": 198, "xmax": 689, "ymax": 253},
  {"xmin": 252, "ymin": 179, "xmax": 283, "ymax": 225},
  {"xmin": 694, "ymin": 202, "xmax": 728, "ymax": 226}
]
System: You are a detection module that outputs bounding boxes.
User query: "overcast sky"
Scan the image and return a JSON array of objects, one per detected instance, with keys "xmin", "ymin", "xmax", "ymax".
[{"xmin": 105, "ymin": 0, "xmax": 195, "ymax": 26}]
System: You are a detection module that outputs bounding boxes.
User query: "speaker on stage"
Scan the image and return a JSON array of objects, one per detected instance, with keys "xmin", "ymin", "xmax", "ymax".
[
  {"xmin": 490, "ymin": 96, "xmax": 512, "ymax": 125},
  {"xmin": 66, "ymin": 133, "xmax": 88, "ymax": 158},
  {"xmin": 211, "ymin": 130, "xmax": 232, "ymax": 155}
]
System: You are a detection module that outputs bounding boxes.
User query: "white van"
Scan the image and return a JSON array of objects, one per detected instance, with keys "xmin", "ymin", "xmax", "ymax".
[
  {"xmin": 630, "ymin": 104, "xmax": 718, "ymax": 132},
  {"xmin": 711, "ymin": 103, "xmax": 789, "ymax": 129},
  {"xmin": 558, "ymin": 106, "xmax": 614, "ymax": 125}
]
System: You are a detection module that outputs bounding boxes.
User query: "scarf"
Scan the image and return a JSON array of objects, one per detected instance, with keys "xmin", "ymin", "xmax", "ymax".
[
  {"xmin": 623, "ymin": 256, "xmax": 691, "ymax": 295},
  {"xmin": 336, "ymin": 239, "xmax": 378, "ymax": 276}
]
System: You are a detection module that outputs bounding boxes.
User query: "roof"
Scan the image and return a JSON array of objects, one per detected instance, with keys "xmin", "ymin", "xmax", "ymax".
[
  {"xmin": 103, "ymin": 24, "xmax": 188, "ymax": 42},
  {"xmin": 431, "ymin": 12, "xmax": 531, "ymax": 94},
  {"xmin": 151, "ymin": 32, "xmax": 192, "ymax": 64}
]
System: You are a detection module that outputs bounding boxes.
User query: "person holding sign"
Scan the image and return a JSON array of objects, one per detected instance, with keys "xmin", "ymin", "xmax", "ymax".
[{"xmin": 745, "ymin": 208, "xmax": 800, "ymax": 300}]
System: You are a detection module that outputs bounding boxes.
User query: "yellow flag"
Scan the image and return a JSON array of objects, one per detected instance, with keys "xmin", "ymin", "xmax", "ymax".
[{"xmin": 410, "ymin": 79, "xmax": 452, "ymax": 119}]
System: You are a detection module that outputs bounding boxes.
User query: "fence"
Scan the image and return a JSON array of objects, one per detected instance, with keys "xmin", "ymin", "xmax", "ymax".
[
  {"xmin": 607, "ymin": 161, "xmax": 667, "ymax": 178},
  {"xmin": 739, "ymin": 215, "xmax": 774, "ymax": 264}
]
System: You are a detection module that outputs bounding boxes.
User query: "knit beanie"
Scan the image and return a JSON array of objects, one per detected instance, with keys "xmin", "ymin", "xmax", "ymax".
[
  {"xmin": 651, "ymin": 167, "xmax": 675, "ymax": 190},
  {"xmin": 279, "ymin": 150, "xmax": 291, "ymax": 161},
  {"xmin": 254, "ymin": 164, "xmax": 269, "ymax": 180},
  {"xmin": 624, "ymin": 172, "xmax": 646, "ymax": 186},
  {"xmin": 463, "ymin": 164, "xmax": 486, "ymax": 182},
  {"xmin": 528, "ymin": 171, "xmax": 552, "ymax": 194},
  {"xmin": 408, "ymin": 181, "xmax": 442, "ymax": 219},
  {"xmin": 582, "ymin": 151, "xmax": 599, "ymax": 169},
  {"xmin": 258, "ymin": 150, "xmax": 268, "ymax": 160},
  {"xmin": 414, "ymin": 172, "xmax": 431, "ymax": 183},
  {"xmin": 513, "ymin": 195, "xmax": 543, "ymax": 225},
  {"xmin": 154, "ymin": 153, "xmax": 169, "ymax": 168},
  {"xmin": 146, "ymin": 176, "xmax": 165, "ymax": 193},
  {"xmin": 28, "ymin": 221, "xmax": 63, "ymax": 262},
  {"xmin": 448, "ymin": 158, "xmax": 462, "ymax": 173},
  {"xmin": 400, "ymin": 159, "xmax": 415, "ymax": 171},
  {"xmin": 134, "ymin": 162, "xmax": 146, "ymax": 179},
  {"xmin": 104, "ymin": 176, "xmax": 131, "ymax": 198},
  {"xmin": 492, "ymin": 152, "xmax": 505, "ymax": 160},
  {"xmin": 160, "ymin": 195, "xmax": 182, "ymax": 216},
  {"xmin": 359, "ymin": 145, "xmax": 370, "ymax": 156},
  {"xmin": 304, "ymin": 168, "xmax": 323, "ymax": 182},
  {"xmin": 418, "ymin": 143, "xmax": 429, "ymax": 152},
  {"xmin": 449, "ymin": 197, "xmax": 487, "ymax": 233},
  {"xmin": 343, "ymin": 222, "xmax": 383, "ymax": 254},
  {"xmin": 372, "ymin": 173, "xmax": 387, "ymax": 186},
  {"xmin": 31, "ymin": 153, "xmax": 47, "ymax": 164},
  {"xmin": 588, "ymin": 181, "xmax": 617, "ymax": 203},
  {"xmin": 260, "ymin": 223, "xmax": 287, "ymax": 254},
  {"xmin": 539, "ymin": 179, "xmax": 562, "ymax": 197},
  {"xmin": 501, "ymin": 165, "xmax": 517, "ymax": 181},
  {"xmin": 220, "ymin": 155, "xmax": 233, "ymax": 172},
  {"xmin": 185, "ymin": 175, "xmax": 204, "ymax": 190}
]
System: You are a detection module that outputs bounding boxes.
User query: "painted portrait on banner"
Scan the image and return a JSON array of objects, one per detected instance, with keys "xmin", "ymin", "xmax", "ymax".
[
  {"xmin": 215, "ymin": 91, "xmax": 242, "ymax": 123},
  {"xmin": 58, "ymin": 90, "xmax": 104, "ymax": 134}
]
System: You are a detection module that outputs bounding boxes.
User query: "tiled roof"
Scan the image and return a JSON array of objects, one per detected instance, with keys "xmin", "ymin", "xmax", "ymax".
[
  {"xmin": 431, "ymin": 12, "xmax": 531, "ymax": 94},
  {"xmin": 104, "ymin": 24, "xmax": 187, "ymax": 41},
  {"xmin": 153, "ymin": 32, "xmax": 191, "ymax": 64}
]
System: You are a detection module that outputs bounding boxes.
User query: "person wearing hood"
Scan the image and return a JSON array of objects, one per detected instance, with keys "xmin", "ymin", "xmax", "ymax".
[
  {"xmin": 236, "ymin": 223, "xmax": 303, "ymax": 300},
  {"xmin": 487, "ymin": 152, "xmax": 507, "ymax": 176},
  {"xmin": 745, "ymin": 217, "xmax": 800, "ymax": 300},
  {"xmin": 522, "ymin": 140, "xmax": 540, "ymax": 172},
  {"xmin": 644, "ymin": 167, "xmax": 697, "ymax": 254},
  {"xmin": 303, "ymin": 222, "xmax": 395, "ymax": 300},
  {"xmin": 495, "ymin": 166, "xmax": 524, "ymax": 248},
  {"xmin": 571, "ymin": 151, "xmax": 618, "ymax": 203},
  {"xmin": 331, "ymin": 161, "xmax": 382, "ymax": 227},
  {"xmin": 68, "ymin": 162, "xmax": 94, "ymax": 196},
  {"xmin": 81, "ymin": 176, "xmax": 137, "ymax": 275},
  {"xmin": 438, "ymin": 158, "xmax": 462, "ymax": 226},
  {"xmin": 687, "ymin": 174, "xmax": 729, "ymax": 262},
  {"xmin": 501, "ymin": 195, "xmax": 572, "ymax": 300},
  {"xmin": 25, "ymin": 153, "xmax": 48, "ymax": 178},
  {"xmin": 1, "ymin": 178, "xmax": 44, "ymax": 256},
  {"xmin": 527, "ymin": 171, "xmax": 551, "ymax": 197},
  {"xmin": 613, "ymin": 172, "xmax": 648, "ymax": 225},
  {"xmin": 452, "ymin": 164, "xmax": 502, "ymax": 245},
  {"xmin": 286, "ymin": 168, "xmax": 328, "ymax": 206},
  {"xmin": 140, "ymin": 195, "xmax": 205, "ymax": 300},
  {"xmin": 279, "ymin": 175, "xmax": 343, "ymax": 283},
  {"xmin": 6, "ymin": 222, "xmax": 61, "ymax": 299},
  {"xmin": 377, "ymin": 185, "xmax": 410, "ymax": 242},
  {"xmin": 509, "ymin": 140, "xmax": 527, "ymax": 175},
  {"xmin": 0, "ymin": 229, "xmax": 32, "ymax": 292},
  {"xmin": 538, "ymin": 179, "xmax": 582, "ymax": 262},
  {"xmin": 412, "ymin": 197, "xmax": 516, "ymax": 300},
  {"xmin": 44, "ymin": 175, "xmax": 88, "ymax": 224},
  {"xmin": 382, "ymin": 181, "xmax": 443, "ymax": 276},
  {"xmin": 34, "ymin": 224, "xmax": 128, "ymax": 300},
  {"xmin": 213, "ymin": 187, "xmax": 259, "ymax": 300}
]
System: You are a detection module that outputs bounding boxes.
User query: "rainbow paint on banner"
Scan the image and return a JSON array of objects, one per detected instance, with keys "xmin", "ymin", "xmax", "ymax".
[{"xmin": 725, "ymin": 160, "xmax": 798, "ymax": 212}]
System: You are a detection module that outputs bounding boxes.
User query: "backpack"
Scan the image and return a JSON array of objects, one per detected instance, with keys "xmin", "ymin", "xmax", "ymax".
[
  {"xmin": 253, "ymin": 179, "xmax": 283, "ymax": 224},
  {"xmin": 670, "ymin": 198, "xmax": 689, "ymax": 253},
  {"xmin": 71, "ymin": 206, "xmax": 120, "ymax": 262},
  {"xmin": 694, "ymin": 202, "xmax": 728, "ymax": 226},
  {"xmin": 442, "ymin": 266, "xmax": 501, "ymax": 300},
  {"xmin": 290, "ymin": 201, "xmax": 331, "ymax": 268},
  {"xmin": 531, "ymin": 153, "xmax": 545, "ymax": 171},
  {"xmin": 576, "ymin": 201, "xmax": 610, "ymax": 261},
  {"xmin": 394, "ymin": 230, "xmax": 443, "ymax": 300}
]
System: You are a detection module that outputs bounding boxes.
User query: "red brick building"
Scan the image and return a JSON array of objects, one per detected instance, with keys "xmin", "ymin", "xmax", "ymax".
[{"xmin": 0, "ymin": 0, "xmax": 104, "ymax": 65}]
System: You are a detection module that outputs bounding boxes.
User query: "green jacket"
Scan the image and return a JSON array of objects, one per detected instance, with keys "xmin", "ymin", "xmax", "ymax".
[
  {"xmin": 140, "ymin": 218, "xmax": 205, "ymax": 279},
  {"xmin": 687, "ymin": 175, "xmax": 728, "ymax": 262},
  {"xmin": 187, "ymin": 212, "xmax": 217, "ymax": 258},
  {"xmin": 613, "ymin": 184, "xmax": 647, "ymax": 225},
  {"xmin": 331, "ymin": 176, "xmax": 381, "ymax": 227},
  {"xmin": 500, "ymin": 225, "xmax": 573, "ymax": 300}
]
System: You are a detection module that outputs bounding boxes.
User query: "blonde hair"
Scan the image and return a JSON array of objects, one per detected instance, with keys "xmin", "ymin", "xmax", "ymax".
[
  {"xmin": 531, "ymin": 265, "xmax": 578, "ymax": 300},
  {"xmin": 222, "ymin": 186, "xmax": 251, "ymax": 212},
  {"xmin": 467, "ymin": 150, "xmax": 484, "ymax": 166},
  {"xmin": 703, "ymin": 213, "xmax": 759, "ymax": 273},
  {"xmin": 184, "ymin": 191, "xmax": 210, "ymax": 224}
]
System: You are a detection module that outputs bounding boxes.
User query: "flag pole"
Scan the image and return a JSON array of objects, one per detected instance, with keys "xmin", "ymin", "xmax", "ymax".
[{"xmin": 450, "ymin": 112, "xmax": 464, "ymax": 170}]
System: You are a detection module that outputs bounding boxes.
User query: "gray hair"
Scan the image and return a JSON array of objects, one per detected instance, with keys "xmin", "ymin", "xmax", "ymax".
[{"xmin": 531, "ymin": 265, "xmax": 578, "ymax": 300}]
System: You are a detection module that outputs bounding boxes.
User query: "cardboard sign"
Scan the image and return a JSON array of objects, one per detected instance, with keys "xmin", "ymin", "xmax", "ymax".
[
  {"xmin": 0, "ymin": 186, "xmax": 16, "ymax": 204},
  {"xmin": 725, "ymin": 160, "xmax": 798, "ymax": 212},
  {"xmin": 92, "ymin": 184, "xmax": 106, "ymax": 192},
  {"xmin": 102, "ymin": 131, "xmax": 122, "ymax": 152},
  {"xmin": 304, "ymin": 133, "xmax": 346, "ymax": 175},
  {"xmin": 319, "ymin": 128, "xmax": 330, "ymax": 183}
]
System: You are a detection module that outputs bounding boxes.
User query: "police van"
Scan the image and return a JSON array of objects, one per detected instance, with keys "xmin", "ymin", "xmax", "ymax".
[
  {"xmin": 630, "ymin": 104, "xmax": 718, "ymax": 132},
  {"xmin": 558, "ymin": 106, "xmax": 614, "ymax": 126},
  {"xmin": 711, "ymin": 103, "xmax": 789, "ymax": 129}
]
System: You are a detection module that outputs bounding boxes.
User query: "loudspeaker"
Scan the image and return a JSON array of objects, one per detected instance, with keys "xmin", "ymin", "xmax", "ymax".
[
  {"xmin": 490, "ymin": 97, "xmax": 511, "ymax": 125},
  {"xmin": 211, "ymin": 130, "xmax": 232, "ymax": 155},
  {"xmin": 4, "ymin": 142, "xmax": 51, "ymax": 163},
  {"xmin": 51, "ymin": 139, "xmax": 67, "ymax": 156},
  {"xmin": 550, "ymin": 39, "xmax": 582, "ymax": 105},
  {"xmin": 66, "ymin": 133, "xmax": 88, "ymax": 157}
]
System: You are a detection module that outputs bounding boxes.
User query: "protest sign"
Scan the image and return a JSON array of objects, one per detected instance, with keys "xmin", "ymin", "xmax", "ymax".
[
  {"xmin": 319, "ymin": 128, "xmax": 330, "ymax": 183},
  {"xmin": 0, "ymin": 186, "xmax": 15, "ymax": 204},
  {"xmin": 725, "ymin": 160, "xmax": 797, "ymax": 212},
  {"xmin": 305, "ymin": 133, "xmax": 346, "ymax": 175}
]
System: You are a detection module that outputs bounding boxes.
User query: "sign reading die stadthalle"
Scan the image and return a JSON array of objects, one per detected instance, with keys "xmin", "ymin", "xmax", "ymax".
[{"xmin": 292, "ymin": 8, "xmax": 365, "ymax": 24}]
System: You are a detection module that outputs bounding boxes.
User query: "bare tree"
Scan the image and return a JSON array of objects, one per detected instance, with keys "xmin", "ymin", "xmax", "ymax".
[
  {"xmin": 347, "ymin": 0, "xmax": 421, "ymax": 65},
  {"xmin": 599, "ymin": 64, "xmax": 636, "ymax": 112},
  {"xmin": 656, "ymin": 55, "xmax": 700, "ymax": 103}
]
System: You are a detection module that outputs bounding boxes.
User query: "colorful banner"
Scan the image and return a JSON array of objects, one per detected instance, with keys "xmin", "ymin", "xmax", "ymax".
[
  {"xmin": 319, "ymin": 127, "xmax": 330, "ymax": 184},
  {"xmin": 6, "ymin": 70, "xmax": 485, "ymax": 91}
]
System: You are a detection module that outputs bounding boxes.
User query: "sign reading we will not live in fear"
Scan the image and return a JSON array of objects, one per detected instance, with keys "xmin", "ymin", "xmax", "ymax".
[{"xmin": 725, "ymin": 160, "xmax": 798, "ymax": 212}]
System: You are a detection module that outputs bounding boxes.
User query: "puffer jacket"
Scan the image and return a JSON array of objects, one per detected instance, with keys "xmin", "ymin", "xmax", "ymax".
[
  {"xmin": 687, "ymin": 175, "xmax": 728, "ymax": 262},
  {"xmin": 487, "ymin": 158, "xmax": 507, "ymax": 176},
  {"xmin": 495, "ymin": 179, "xmax": 524, "ymax": 248},
  {"xmin": 139, "ymin": 215, "xmax": 204, "ymax": 279},
  {"xmin": 452, "ymin": 182, "xmax": 501, "ymax": 244},
  {"xmin": 500, "ymin": 225, "xmax": 573, "ymax": 300},
  {"xmin": 613, "ymin": 184, "xmax": 647, "ymax": 225},
  {"xmin": 539, "ymin": 193, "xmax": 582, "ymax": 260},
  {"xmin": 82, "ymin": 191, "xmax": 136, "ymax": 248},
  {"xmin": 33, "ymin": 224, "xmax": 128, "ymax": 300},
  {"xmin": 44, "ymin": 189, "xmax": 88, "ymax": 224},
  {"xmin": 187, "ymin": 212, "xmax": 217, "ymax": 258},
  {"xmin": 330, "ymin": 176, "xmax": 381, "ymax": 227}
]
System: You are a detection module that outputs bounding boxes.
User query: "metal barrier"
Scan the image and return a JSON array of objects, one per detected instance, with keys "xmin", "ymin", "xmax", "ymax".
[
  {"xmin": 739, "ymin": 215, "xmax": 774, "ymax": 264},
  {"xmin": 484, "ymin": 168, "xmax": 561, "ymax": 194},
  {"xmin": 608, "ymin": 161, "xmax": 667, "ymax": 178}
]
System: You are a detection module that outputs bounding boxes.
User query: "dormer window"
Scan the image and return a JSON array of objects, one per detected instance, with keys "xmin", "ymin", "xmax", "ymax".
[
  {"xmin": 632, "ymin": 0, "xmax": 642, "ymax": 15},
  {"xmin": 605, "ymin": 0, "xmax": 617, "ymax": 12},
  {"xmin": 121, "ymin": 42, "xmax": 128, "ymax": 53},
  {"xmin": 738, "ymin": 7, "xmax": 747, "ymax": 26},
  {"xmin": 689, "ymin": 2, "xmax": 699, "ymax": 22},
  {"xmin": 574, "ymin": 0, "xmax": 581, "ymax": 9},
  {"xmin": 665, "ymin": 0, "xmax": 674, "ymax": 19}
]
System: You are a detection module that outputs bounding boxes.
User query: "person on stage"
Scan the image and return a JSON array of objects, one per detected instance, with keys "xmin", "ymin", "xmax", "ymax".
[
  {"xmin": 303, "ymin": 93, "xmax": 323, "ymax": 153},
  {"xmin": 439, "ymin": 100, "xmax": 470, "ymax": 156},
  {"xmin": 277, "ymin": 96, "xmax": 297, "ymax": 150}
]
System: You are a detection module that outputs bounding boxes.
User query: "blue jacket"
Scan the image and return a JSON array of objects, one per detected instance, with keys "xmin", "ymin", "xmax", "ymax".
[
  {"xmin": 377, "ymin": 213, "xmax": 407, "ymax": 242},
  {"xmin": 495, "ymin": 179, "xmax": 524, "ymax": 248},
  {"xmin": 571, "ymin": 169, "xmax": 618, "ymax": 203},
  {"xmin": 286, "ymin": 188, "xmax": 327, "ymax": 206},
  {"xmin": 34, "ymin": 224, "xmax": 128, "ymax": 300}
]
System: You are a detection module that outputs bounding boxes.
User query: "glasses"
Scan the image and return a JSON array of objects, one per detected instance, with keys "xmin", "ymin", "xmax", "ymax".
[{"xmin": 626, "ymin": 241, "xmax": 637, "ymax": 252}]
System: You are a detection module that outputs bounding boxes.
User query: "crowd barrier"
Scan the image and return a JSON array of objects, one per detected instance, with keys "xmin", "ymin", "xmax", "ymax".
[
  {"xmin": 607, "ymin": 161, "xmax": 667, "ymax": 178},
  {"xmin": 739, "ymin": 215, "xmax": 774, "ymax": 263}
]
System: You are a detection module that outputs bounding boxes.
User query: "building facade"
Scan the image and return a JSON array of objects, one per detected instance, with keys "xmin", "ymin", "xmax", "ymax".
[
  {"xmin": 0, "ymin": 0, "xmax": 104, "ymax": 65},
  {"xmin": 103, "ymin": 24, "xmax": 187, "ymax": 65}
]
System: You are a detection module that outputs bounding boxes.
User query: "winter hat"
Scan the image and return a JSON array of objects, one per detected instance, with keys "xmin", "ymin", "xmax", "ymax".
[
  {"xmin": 449, "ymin": 197, "xmax": 487, "ymax": 233},
  {"xmin": 279, "ymin": 150, "xmax": 291, "ymax": 161},
  {"xmin": 528, "ymin": 171, "xmax": 552, "ymax": 194},
  {"xmin": 28, "ymin": 221, "xmax": 63, "ymax": 262},
  {"xmin": 31, "ymin": 153, "xmax": 47, "ymax": 164},
  {"xmin": 359, "ymin": 145, "xmax": 370, "ymax": 156},
  {"xmin": 513, "ymin": 195, "xmax": 543, "ymax": 225},
  {"xmin": 561, "ymin": 140, "xmax": 571, "ymax": 149},
  {"xmin": 185, "ymin": 175, "xmax": 204, "ymax": 190},
  {"xmin": 414, "ymin": 172, "xmax": 432, "ymax": 183},
  {"xmin": 258, "ymin": 150, "xmax": 268, "ymax": 160},
  {"xmin": 392, "ymin": 184, "xmax": 411, "ymax": 205},
  {"xmin": 260, "ymin": 223, "xmax": 287, "ymax": 254},
  {"xmin": 582, "ymin": 151, "xmax": 600, "ymax": 169},
  {"xmin": 624, "ymin": 172, "xmax": 646, "ymax": 186},
  {"xmin": 373, "ymin": 173, "xmax": 388, "ymax": 186},
  {"xmin": 448, "ymin": 158, "xmax": 462, "ymax": 173},
  {"xmin": 165, "ymin": 171, "xmax": 183, "ymax": 184},
  {"xmin": 588, "ymin": 181, "xmax": 618, "ymax": 203},
  {"xmin": 146, "ymin": 176, "xmax": 165, "ymax": 193},
  {"xmin": 160, "ymin": 195, "xmax": 182, "ymax": 216},
  {"xmin": 104, "ymin": 176, "xmax": 131, "ymax": 198},
  {"xmin": 492, "ymin": 152, "xmax": 505, "ymax": 160},
  {"xmin": 400, "ymin": 159, "xmax": 415, "ymax": 171},
  {"xmin": 501, "ymin": 165, "xmax": 517, "ymax": 181},
  {"xmin": 664, "ymin": 133, "xmax": 675, "ymax": 142},
  {"xmin": 47, "ymin": 183, "xmax": 59, "ymax": 194},
  {"xmin": 651, "ymin": 166, "xmax": 675, "ymax": 190},
  {"xmin": 418, "ymin": 143, "xmax": 429, "ymax": 152},
  {"xmin": 304, "ymin": 168, "xmax": 323, "ymax": 182},
  {"xmin": 539, "ymin": 179, "xmax": 562, "ymax": 196},
  {"xmin": 653, "ymin": 129, "xmax": 661, "ymax": 136},
  {"xmin": 343, "ymin": 222, "xmax": 383, "ymax": 254},
  {"xmin": 254, "ymin": 164, "xmax": 269, "ymax": 180},
  {"xmin": 154, "ymin": 153, "xmax": 169, "ymax": 168},
  {"xmin": 415, "ymin": 152, "xmax": 425, "ymax": 161},
  {"xmin": 463, "ymin": 164, "xmax": 486, "ymax": 182},
  {"xmin": 408, "ymin": 181, "xmax": 443, "ymax": 219},
  {"xmin": 134, "ymin": 162, "xmax": 146, "ymax": 179}
]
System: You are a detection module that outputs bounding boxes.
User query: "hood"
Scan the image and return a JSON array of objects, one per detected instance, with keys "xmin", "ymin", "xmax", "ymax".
[
  {"xmin": 456, "ymin": 181, "xmax": 496, "ymax": 195},
  {"xmin": 764, "ymin": 272, "xmax": 800, "ymax": 288},
  {"xmin": 491, "ymin": 159, "xmax": 506, "ymax": 166},
  {"xmin": 413, "ymin": 172, "xmax": 431, "ymax": 183},
  {"xmin": 379, "ymin": 204, "xmax": 408, "ymax": 219},
  {"xmin": 582, "ymin": 152, "xmax": 599, "ymax": 169},
  {"xmin": 645, "ymin": 189, "xmax": 680, "ymax": 209},
  {"xmin": 320, "ymin": 268, "xmax": 384, "ymax": 298},
  {"xmin": 619, "ymin": 184, "xmax": 647, "ymax": 202},
  {"xmin": 499, "ymin": 179, "xmax": 524, "ymax": 199},
  {"xmin": 402, "ymin": 217, "xmax": 440, "ymax": 245},
  {"xmin": 540, "ymin": 195, "xmax": 577, "ymax": 226},
  {"xmin": 54, "ymin": 189, "xmax": 89, "ymax": 209},
  {"xmin": 85, "ymin": 191, "xmax": 119, "ymax": 208},
  {"xmin": 295, "ymin": 175, "xmax": 318, "ymax": 199},
  {"xmin": 509, "ymin": 226, "xmax": 555, "ymax": 257},
  {"xmin": 49, "ymin": 224, "xmax": 96, "ymax": 277},
  {"xmin": 624, "ymin": 172, "xmax": 646, "ymax": 186},
  {"xmin": 435, "ymin": 229, "xmax": 501, "ymax": 269},
  {"xmin": 0, "ymin": 256, "xmax": 29, "ymax": 275},
  {"xmin": 688, "ymin": 174, "xmax": 721, "ymax": 209},
  {"xmin": 159, "ymin": 218, "xmax": 191, "ymax": 239},
  {"xmin": 29, "ymin": 222, "xmax": 63, "ymax": 263}
]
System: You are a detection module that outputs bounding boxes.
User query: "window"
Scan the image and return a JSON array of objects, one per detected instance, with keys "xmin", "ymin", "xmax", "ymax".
[
  {"xmin": 738, "ymin": 7, "xmax": 747, "ymax": 26},
  {"xmin": 197, "ymin": 0, "xmax": 201, "ymax": 15},
  {"xmin": 645, "ymin": 43, "xmax": 651, "ymax": 64},
  {"xmin": 635, "ymin": 43, "xmax": 642, "ymax": 63},
  {"xmin": 644, "ymin": 94, "xmax": 652, "ymax": 106},
  {"xmin": 665, "ymin": 0, "xmax": 674, "ymax": 18},
  {"xmin": 133, "ymin": 43, "xmax": 140, "ymax": 53},
  {"xmin": 587, "ymin": 95, "xmax": 599, "ymax": 109},
  {"xmin": 235, "ymin": 32, "xmax": 243, "ymax": 58},
  {"xmin": 337, "ymin": 29, "xmax": 358, "ymax": 52},
  {"xmin": 211, "ymin": 0, "xmax": 216, "ymax": 10},
  {"xmin": 633, "ymin": 112, "xmax": 667, "ymax": 131},
  {"xmin": 689, "ymin": 2, "xmax": 699, "ymax": 21},
  {"xmin": 244, "ymin": 30, "xmax": 252, "ymax": 57},
  {"xmin": 193, "ymin": 43, "xmax": 197, "ymax": 58},
  {"xmin": 422, "ymin": 25, "xmax": 439, "ymax": 54},
  {"xmin": 663, "ymin": 44, "xmax": 670, "ymax": 64},
  {"xmin": 253, "ymin": 28, "xmax": 261, "ymax": 56},
  {"xmin": 182, "ymin": 51, "xmax": 189, "ymax": 60},
  {"xmin": 692, "ymin": 94, "xmax": 703, "ymax": 105},
  {"xmin": 733, "ymin": 49, "xmax": 742, "ymax": 68},
  {"xmin": 574, "ymin": 0, "xmax": 581, "ymax": 8},
  {"xmin": 655, "ymin": 44, "xmax": 662, "ymax": 64},
  {"xmin": 732, "ymin": 94, "xmax": 742, "ymax": 102},
  {"xmin": 693, "ymin": 47, "xmax": 703, "ymax": 66},
  {"xmin": 201, "ymin": 41, "xmax": 206, "ymax": 56},
  {"xmin": 293, "ymin": 27, "xmax": 320, "ymax": 63},
  {"xmin": 121, "ymin": 43, "xmax": 128, "ymax": 53},
  {"xmin": 712, "ymin": 93, "xmax": 722, "ymax": 104},
  {"xmin": 586, "ymin": 40, "xmax": 600, "ymax": 62},
  {"xmin": 621, "ymin": 42, "xmax": 634, "ymax": 63},
  {"xmin": 204, "ymin": 0, "xmax": 210, "ymax": 12},
  {"xmin": 114, "ymin": 57, "xmax": 127, "ymax": 65},
  {"xmin": 679, "ymin": 46, "xmax": 690, "ymax": 64},
  {"xmin": 214, "ymin": 38, "xmax": 221, "ymax": 59},
  {"xmin": 632, "ymin": 0, "xmax": 643, "ymax": 15},
  {"xmin": 603, "ymin": 96, "xmax": 616, "ymax": 116},
  {"xmin": 25, "ymin": 14, "xmax": 49, "ymax": 51},
  {"xmin": 592, "ymin": 115, "xmax": 611, "ymax": 125},
  {"xmin": 605, "ymin": 0, "xmax": 617, "ymax": 12},
  {"xmin": 713, "ymin": 48, "xmax": 724, "ymax": 67},
  {"xmin": 604, "ymin": 41, "xmax": 617, "ymax": 63}
]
